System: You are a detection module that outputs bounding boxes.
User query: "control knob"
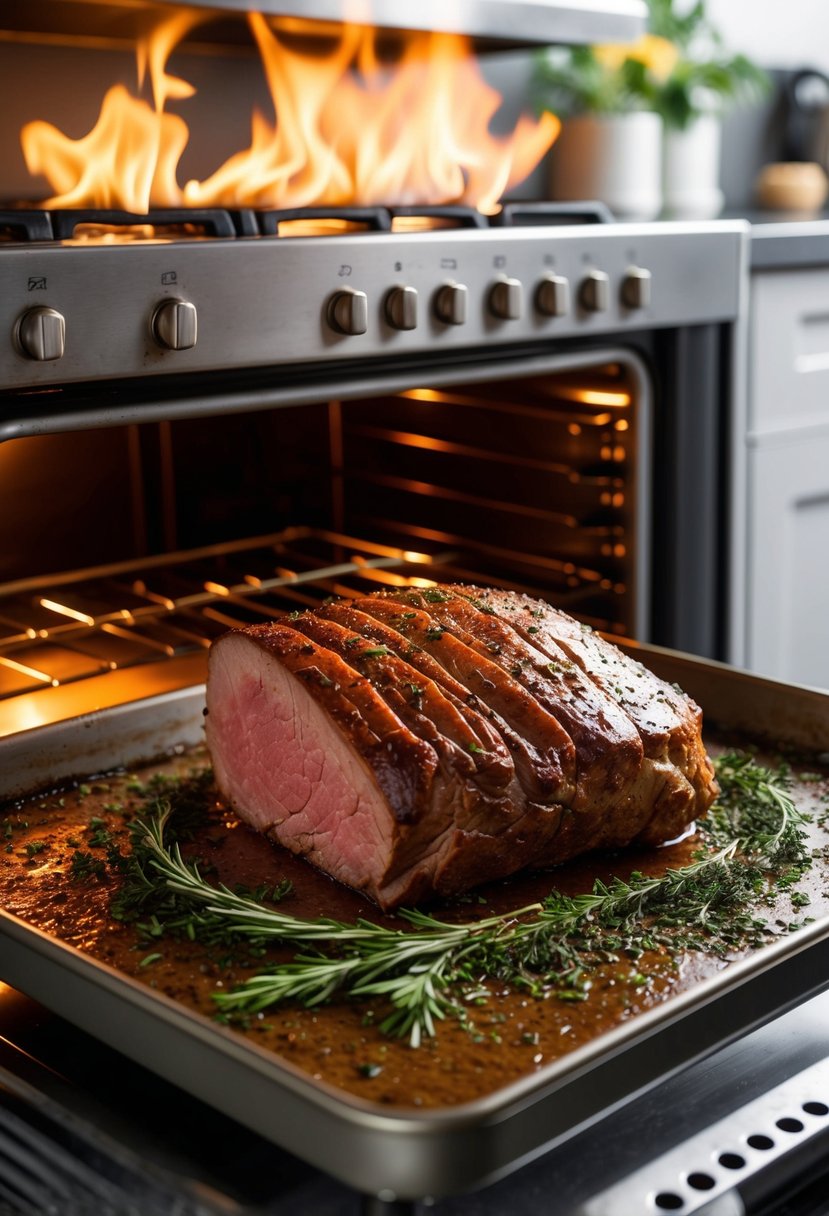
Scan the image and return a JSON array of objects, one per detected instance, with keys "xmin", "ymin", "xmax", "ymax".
[
  {"xmin": 328, "ymin": 288, "xmax": 368, "ymax": 335},
  {"xmin": 15, "ymin": 306, "xmax": 66, "ymax": 361},
  {"xmin": 580, "ymin": 270, "xmax": 610, "ymax": 313},
  {"xmin": 489, "ymin": 276, "xmax": 523, "ymax": 321},
  {"xmin": 535, "ymin": 274, "xmax": 570, "ymax": 318},
  {"xmin": 152, "ymin": 299, "xmax": 198, "ymax": 350},
  {"xmin": 385, "ymin": 285, "xmax": 418, "ymax": 331},
  {"xmin": 434, "ymin": 282, "xmax": 468, "ymax": 326},
  {"xmin": 621, "ymin": 266, "xmax": 652, "ymax": 310}
]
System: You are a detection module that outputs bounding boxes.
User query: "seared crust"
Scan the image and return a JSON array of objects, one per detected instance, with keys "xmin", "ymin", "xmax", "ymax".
[
  {"xmin": 390, "ymin": 588, "xmax": 645, "ymax": 814},
  {"xmin": 352, "ymin": 596, "xmax": 575, "ymax": 806},
  {"xmin": 205, "ymin": 587, "xmax": 719, "ymax": 909},
  {"xmin": 441, "ymin": 585, "xmax": 718, "ymax": 844},
  {"xmin": 314, "ymin": 602, "xmax": 517, "ymax": 796}
]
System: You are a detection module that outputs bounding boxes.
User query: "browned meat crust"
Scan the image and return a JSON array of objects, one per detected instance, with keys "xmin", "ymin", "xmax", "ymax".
[{"xmin": 204, "ymin": 587, "xmax": 718, "ymax": 909}]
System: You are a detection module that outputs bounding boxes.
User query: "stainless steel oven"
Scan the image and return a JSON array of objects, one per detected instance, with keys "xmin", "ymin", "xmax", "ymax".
[
  {"xmin": 0, "ymin": 215, "xmax": 745, "ymax": 739},
  {"xmin": 1, "ymin": 3, "xmax": 828, "ymax": 1216}
]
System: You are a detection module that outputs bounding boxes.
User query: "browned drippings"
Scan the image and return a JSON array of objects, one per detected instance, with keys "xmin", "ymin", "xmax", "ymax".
[{"xmin": 1, "ymin": 745, "xmax": 828, "ymax": 1110}]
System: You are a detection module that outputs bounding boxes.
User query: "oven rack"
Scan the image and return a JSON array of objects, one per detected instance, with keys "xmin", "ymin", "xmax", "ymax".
[{"xmin": 0, "ymin": 526, "xmax": 624, "ymax": 736}]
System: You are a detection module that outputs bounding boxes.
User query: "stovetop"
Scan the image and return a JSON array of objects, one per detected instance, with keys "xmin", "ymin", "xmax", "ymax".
[
  {"xmin": 0, "ymin": 202, "xmax": 745, "ymax": 411},
  {"xmin": 0, "ymin": 201, "xmax": 615, "ymax": 244}
]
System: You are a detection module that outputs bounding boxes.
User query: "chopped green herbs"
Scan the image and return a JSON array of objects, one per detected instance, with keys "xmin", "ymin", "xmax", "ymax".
[
  {"xmin": 116, "ymin": 751, "xmax": 815, "ymax": 1048},
  {"xmin": 69, "ymin": 850, "xmax": 106, "ymax": 881}
]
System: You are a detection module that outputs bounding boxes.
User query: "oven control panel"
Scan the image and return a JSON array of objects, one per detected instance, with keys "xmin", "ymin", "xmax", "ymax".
[{"xmin": 0, "ymin": 222, "xmax": 745, "ymax": 392}]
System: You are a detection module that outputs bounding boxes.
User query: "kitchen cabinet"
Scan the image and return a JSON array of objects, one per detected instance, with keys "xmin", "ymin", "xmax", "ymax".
[{"xmin": 745, "ymin": 264, "xmax": 829, "ymax": 688}]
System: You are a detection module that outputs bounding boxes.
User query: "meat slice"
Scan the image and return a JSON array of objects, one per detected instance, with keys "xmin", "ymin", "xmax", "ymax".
[
  {"xmin": 381, "ymin": 588, "xmax": 645, "ymax": 830},
  {"xmin": 205, "ymin": 617, "xmax": 564, "ymax": 908},
  {"xmin": 445, "ymin": 584, "xmax": 717, "ymax": 846},
  {"xmin": 204, "ymin": 588, "xmax": 719, "ymax": 909},
  {"xmin": 348, "ymin": 596, "xmax": 576, "ymax": 806}
]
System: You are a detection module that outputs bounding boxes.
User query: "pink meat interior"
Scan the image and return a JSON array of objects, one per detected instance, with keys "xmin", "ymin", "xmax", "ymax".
[{"xmin": 205, "ymin": 634, "xmax": 393, "ymax": 895}]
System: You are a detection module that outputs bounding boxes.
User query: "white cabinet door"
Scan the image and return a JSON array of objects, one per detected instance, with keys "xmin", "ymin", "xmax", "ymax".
[
  {"xmin": 751, "ymin": 269, "xmax": 829, "ymax": 436},
  {"xmin": 747, "ymin": 430, "xmax": 829, "ymax": 688}
]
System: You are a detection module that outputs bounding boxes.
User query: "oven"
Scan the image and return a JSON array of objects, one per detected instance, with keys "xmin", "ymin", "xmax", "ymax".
[
  {"xmin": 0, "ymin": 216, "xmax": 745, "ymax": 737},
  {"xmin": 1, "ymin": 4, "xmax": 828, "ymax": 1216}
]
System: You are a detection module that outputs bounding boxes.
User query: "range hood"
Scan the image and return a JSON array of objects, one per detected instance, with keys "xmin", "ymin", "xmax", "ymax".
[
  {"xmin": 1, "ymin": 0, "xmax": 647, "ymax": 49},
  {"xmin": 163, "ymin": 0, "xmax": 648, "ymax": 44}
]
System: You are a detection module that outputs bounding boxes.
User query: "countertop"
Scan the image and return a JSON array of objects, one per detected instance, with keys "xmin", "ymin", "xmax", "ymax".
[{"xmin": 723, "ymin": 208, "xmax": 829, "ymax": 269}]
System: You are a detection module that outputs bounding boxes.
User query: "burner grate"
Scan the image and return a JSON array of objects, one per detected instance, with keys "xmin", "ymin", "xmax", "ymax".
[
  {"xmin": 255, "ymin": 206, "xmax": 392, "ymax": 236},
  {"xmin": 49, "ymin": 208, "xmax": 246, "ymax": 241},
  {"xmin": 0, "ymin": 200, "xmax": 616, "ymax": 244},
  {"xmin": 0, "ymin": 210, "xmax": 54, "ymax": 242}
]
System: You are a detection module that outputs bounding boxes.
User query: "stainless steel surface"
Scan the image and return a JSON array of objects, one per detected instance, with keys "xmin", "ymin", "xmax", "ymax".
[
  {"xmin": 152, "ymin": 298, "xmax": 198, "ymax": 352},
  {"xmin": 1, "ymin": 648, "xmax": 828, "ymax": 1201},
  {"xmin": 580, "ymin": 1058, "xmax": 829, "ymax": 1214},
  {"xmin": 0, "ymin": 223, "xmax": 746, "ymax": 392},
  {"xmin": 154, "ymin": 0, "xmax": 648, "ymax": 46},
  {"xmin": 2, "ymin": 981, "xmax": 828, "ymax": 1213}
]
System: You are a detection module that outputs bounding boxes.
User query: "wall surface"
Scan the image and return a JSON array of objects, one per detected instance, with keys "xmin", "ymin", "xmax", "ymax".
[{"xmin": 707, "ymin": 0, "xmax": 829, "ymax": 73}]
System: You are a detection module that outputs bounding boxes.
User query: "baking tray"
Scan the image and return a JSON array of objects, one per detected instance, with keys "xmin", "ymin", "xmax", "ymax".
[{"xmin": 1, "ymin": 644, "xmax": 829, "ymax": 1202}]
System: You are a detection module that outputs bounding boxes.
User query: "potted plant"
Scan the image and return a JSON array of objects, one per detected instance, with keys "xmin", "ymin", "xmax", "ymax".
[
  {"xmin": 533, "ymin": 35, "xmax": 678, "ymax": 219},
  {"xmin": 533, "ymin": 2, "xmax": 768, "ymax": 220},
  {"xmin": 648, "ymin": 0, "xmax": 769, "ymax": 217}
]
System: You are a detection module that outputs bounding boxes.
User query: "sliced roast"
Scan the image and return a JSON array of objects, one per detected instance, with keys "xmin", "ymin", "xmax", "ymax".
[{"xmin": 204, "ymin": 587, "xmax": 718, "ymax": 909}]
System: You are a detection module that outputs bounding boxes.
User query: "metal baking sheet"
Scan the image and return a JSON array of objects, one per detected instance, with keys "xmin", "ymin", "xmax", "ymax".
[{"xmin": 1, "ymin": 644, "xmax": 829, "ymax": 1201}]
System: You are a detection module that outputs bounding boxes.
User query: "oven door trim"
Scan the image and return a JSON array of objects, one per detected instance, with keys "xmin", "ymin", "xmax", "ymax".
[{"xmin": 0, "ymin": 344, "xmax": 654, "ymax": 646}]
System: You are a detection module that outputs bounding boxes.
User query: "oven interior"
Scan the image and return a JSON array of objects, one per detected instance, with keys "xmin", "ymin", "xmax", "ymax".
[{"xmin": 0, "ymin": 358, "xmax": 643, "ymax": 734}]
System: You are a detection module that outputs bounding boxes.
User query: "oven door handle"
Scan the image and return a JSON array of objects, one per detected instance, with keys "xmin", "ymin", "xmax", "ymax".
[{"xmin": 578, "ymin": 1056, "xmax": 829, "ymax": 1215}]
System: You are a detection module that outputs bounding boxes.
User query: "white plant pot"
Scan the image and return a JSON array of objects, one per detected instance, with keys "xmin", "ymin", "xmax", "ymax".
[
  {"xmin": 663, "ymin": 114, "xmax": 724, "ymax": 220},
  {"xmin": 548, "ymin": 111, "xmax": 663, "ymax": 221}
]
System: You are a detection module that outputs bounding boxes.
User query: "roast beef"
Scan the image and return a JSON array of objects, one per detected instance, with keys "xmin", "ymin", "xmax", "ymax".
[{"xmin": 204, "ymin": 586, "xmax": 718, "ymax": 909}]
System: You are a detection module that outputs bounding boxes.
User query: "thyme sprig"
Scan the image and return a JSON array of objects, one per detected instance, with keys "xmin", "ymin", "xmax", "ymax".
[{"xmin": 127, "ymin": 751, "xmax": 814, "ymax": 1047}]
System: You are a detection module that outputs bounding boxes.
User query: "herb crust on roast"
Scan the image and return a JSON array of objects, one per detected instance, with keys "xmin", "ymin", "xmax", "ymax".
[{"xmin": 204, "ymin": 586, "xmax": 718, "ymax": 909}]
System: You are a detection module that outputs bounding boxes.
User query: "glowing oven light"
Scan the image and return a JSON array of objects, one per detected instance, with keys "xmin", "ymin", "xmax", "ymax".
[
  {"xmin": 20, "ymin": 11, "xmax": 560, "ymax": 215},
  {"xmin": 556, "ymin": 388, "xmax": 631, "ymax": 407},
  {"xmin": 402, "ymin": 389, "xmax": 443, "ymax": 402}
]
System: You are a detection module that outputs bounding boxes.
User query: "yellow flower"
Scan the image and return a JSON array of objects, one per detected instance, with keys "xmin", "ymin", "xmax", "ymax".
[{"xmin": 593, "ymin": 33, "xmax": 679, "ymax": 82}]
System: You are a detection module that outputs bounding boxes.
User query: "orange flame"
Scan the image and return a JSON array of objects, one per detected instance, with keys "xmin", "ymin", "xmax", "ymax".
[{"xmin": 21, "ymin": 11, "xmax": 559, "ymax": 215}]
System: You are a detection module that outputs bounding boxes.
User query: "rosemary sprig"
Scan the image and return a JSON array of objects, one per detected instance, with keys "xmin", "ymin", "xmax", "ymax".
[{"xmin": 126, "ymin": 751, "xmax": 814, "ymax": 1046}]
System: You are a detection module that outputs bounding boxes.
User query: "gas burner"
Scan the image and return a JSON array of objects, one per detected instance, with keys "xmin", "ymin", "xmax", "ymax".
[
  {"xmin": 251, "ymin": 202, "xmax": 612, "ymax": 235},
  {"xmin": 255, "ymin": 206, "xmax": 392, "ymax": 237},
  {"xmin": 0, "ymin": 209, "xmax": 53, "ymax": 242},
  {"xmin": 494, "ymin": 201, "xmax": 613, "ymax": 226},
  {"xmin": 0, "ymin": 207, "xmax": 259, "ymax": 243},
  {"xmin": 389, "ymin": 205, "xmax": 488, "ymax": 231},
  {"xmin": 49, "ymin": 207, "xmax": 248, "ymax": 242},
  {"xmin": 253, "ymin": 204, "xmax": 494, "ymax": 236},
  {"xmin": 0, "ymin": 201, "xmax": 619, "ymax": 245}
]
